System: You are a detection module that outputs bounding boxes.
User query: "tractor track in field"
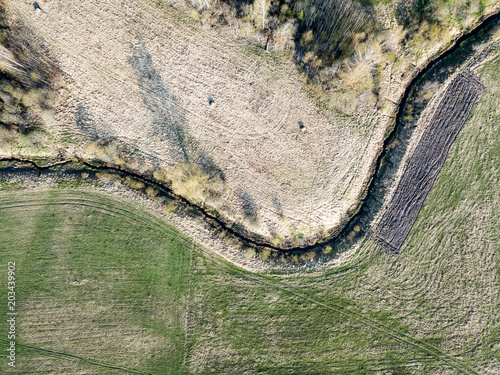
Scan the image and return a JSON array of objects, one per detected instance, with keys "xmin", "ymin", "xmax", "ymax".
[
  {"xmin": 0, "ymin": 191, "xmax": 187, "ymax": 241},
  {"xmin": 225, "ymin": 269, "xmax": 480, "ymax": 374},
  {"xmin": 0, "ymin": 339, "xmax": 152, "ymax": 374}
]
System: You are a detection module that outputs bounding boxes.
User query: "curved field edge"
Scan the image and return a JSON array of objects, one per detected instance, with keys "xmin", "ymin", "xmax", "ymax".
[
  {"xmin": 0, "ymin": 0, "xmax": 382, "ymax": 245},
  {"xmin": 0, "ymin": 35, "xmax": 498, "ymax": 273},
  {"xmin": 0, "ymin": 2, "xmax": 499, "ymax": 250}
]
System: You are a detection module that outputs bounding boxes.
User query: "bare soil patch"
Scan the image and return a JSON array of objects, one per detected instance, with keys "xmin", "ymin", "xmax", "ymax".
[{"xmin": 375, "ymin": 69, "xmax": 485, "ymax": 254}]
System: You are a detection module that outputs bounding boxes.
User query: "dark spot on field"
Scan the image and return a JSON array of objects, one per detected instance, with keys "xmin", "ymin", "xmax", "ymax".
[
  {"xmin": 238, "ymin": 190, "xmax": 258, "ymax": 223},
  {"xmin": 128, "ymin": 37, "xmax": 226, "ymax": 188},
  {"xmin": 272, "ymin": 197, "xmax": 283, "ymax": 218},
  {"xmin": 75, "ymin": 104, "xmax": 99, "ymax": 141}
]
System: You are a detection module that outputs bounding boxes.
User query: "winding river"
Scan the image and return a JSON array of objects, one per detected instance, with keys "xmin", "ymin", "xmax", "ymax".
[{"xmin": 1, "ymin": 11, "xmax": 499, "ymax": 260}]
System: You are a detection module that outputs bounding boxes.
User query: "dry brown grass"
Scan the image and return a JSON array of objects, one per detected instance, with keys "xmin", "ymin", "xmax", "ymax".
[
  {"xmin": 168, "ymin": 161, "xmax": 224, "ymax": 205},
  {"xmin": 1, "ymin": 0, "xmax": 389, "ymax": 245},
  {"xmin": 2, "ymin": 0, "xmax": 499, "ymax": 248}
]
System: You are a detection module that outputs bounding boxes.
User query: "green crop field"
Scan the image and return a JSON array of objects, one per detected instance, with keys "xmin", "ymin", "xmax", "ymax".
[
  {"xmin": 0, "ymin": 190, "xmax": 192, "ymax": 374},
  {"xmin": 0, "ymin": 52, "xmax": 499, "ymax": 374}
]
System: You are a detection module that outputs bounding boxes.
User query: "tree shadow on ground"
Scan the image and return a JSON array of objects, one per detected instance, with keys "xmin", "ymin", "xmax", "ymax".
[
  {"xmin": 127, "ymin": 36, "xmax": 225, "ymax": 182},
  {"xmin": 75, "ymin": 104, "xmax": 99, "ymax": 141},
  {"xmin": 238, "ymin": 189, "xmax": 258, "ymax": 223},
  {"xmin": 128, "ymin": 37, "xmax": 189, "ymax": 162}
]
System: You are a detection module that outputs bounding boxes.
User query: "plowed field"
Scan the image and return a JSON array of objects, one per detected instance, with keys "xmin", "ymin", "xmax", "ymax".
[{"xmin": 376, "ymin": 69, "xmax": 485, "ymax": 253}]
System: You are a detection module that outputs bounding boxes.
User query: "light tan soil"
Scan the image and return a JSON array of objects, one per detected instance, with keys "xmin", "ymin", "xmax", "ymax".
[{"xmin": 1, "ymin": 0, "xmax": 499, "ymax": 246}]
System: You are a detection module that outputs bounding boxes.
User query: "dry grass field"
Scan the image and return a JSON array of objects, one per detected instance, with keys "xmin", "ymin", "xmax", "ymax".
[
  {"xmin": 0, "ymin": 0, "xmax": 498, "ymax": 247},
  {"xmin": 0, "ymin": 48, "xmax": 499, "ymax": 372},
  {"xmin": 1, "ymin": 0, "xmax": 385, "ymax": 245}
]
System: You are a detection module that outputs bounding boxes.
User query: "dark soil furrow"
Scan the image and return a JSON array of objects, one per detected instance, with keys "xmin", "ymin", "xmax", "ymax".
[{"xmin": 375, "ymin": 69, "xmax": 485, "ymax": 254}]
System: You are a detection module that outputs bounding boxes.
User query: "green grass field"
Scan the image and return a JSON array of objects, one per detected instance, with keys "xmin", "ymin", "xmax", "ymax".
[
  {"xmin": 0, "ymin": 190, "xmax": 192, "ymax": 374},
  {"xmin": 0, "ymin": 53, "xmax": 499, "ymax": 374}
]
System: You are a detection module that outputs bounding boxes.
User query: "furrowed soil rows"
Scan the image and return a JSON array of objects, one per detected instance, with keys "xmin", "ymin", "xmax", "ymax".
[{"xmin": 375, "ymin": 69, "xmax": 485, "ymax": 254}]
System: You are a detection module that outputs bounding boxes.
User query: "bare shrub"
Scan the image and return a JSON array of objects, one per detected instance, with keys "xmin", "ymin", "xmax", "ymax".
[
  {"xmin": 271, "ymin": 20, "xmax": 296, "ymax": 52},
  {"xmin": 339, "ymin": 42, "xmax": 381, "ymax": 90},
  {"xmin": 3, "ymin": 21, "xmax": 61, "ymax": 89},
  {"xmin": 294, "ymin": 0, "xmax": 372, "ymax": 60},
  {"xmin": 168, "ymin": 162, "xmax": 224, "ymax": 205}
]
